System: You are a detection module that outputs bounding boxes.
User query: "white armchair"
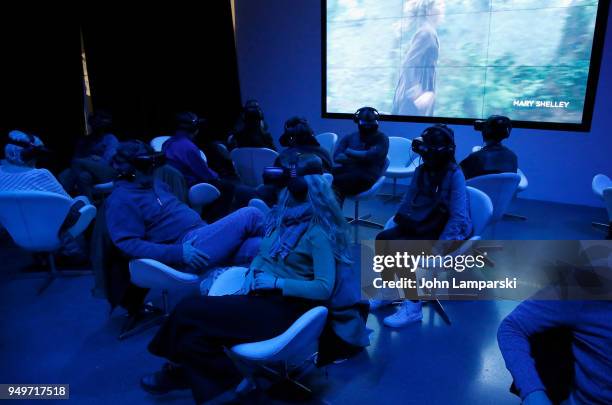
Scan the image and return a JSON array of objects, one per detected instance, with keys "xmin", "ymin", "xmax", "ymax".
[{"xmin": 0, "ymin": 191, "xmax": 96, "ymax": 294}]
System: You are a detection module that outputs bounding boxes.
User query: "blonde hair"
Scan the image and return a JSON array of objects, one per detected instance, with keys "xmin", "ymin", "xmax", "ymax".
[{"xmin": 268, "ymin": 174, "xmax": 352, "ymax": 264}]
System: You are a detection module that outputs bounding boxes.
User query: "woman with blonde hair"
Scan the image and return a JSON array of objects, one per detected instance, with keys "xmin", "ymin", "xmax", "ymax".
[
  {"xmin": 141, "ymin": 154, "xmax": 364, "ymax": 403},
  {"xmin": 392, "ymin": 0, "xmax": 445, "ymax": 116}
]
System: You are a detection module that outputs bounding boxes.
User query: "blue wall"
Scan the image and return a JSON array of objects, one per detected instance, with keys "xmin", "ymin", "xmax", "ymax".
[{"xmin": 234, "ymin": 0, "xmax": 612, "ymax": 207}]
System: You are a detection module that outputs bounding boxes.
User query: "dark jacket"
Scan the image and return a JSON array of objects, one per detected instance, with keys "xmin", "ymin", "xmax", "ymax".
[
  {"xmin": 397, "ymin": 163, "xmax": 472, "ymax": 240},
  {"xmin": 163, "ymin": 134, "xmax": 218, "ymax": 186},
  {"xmin": 334, "ymin": 131, "xmax": 389, "ymax": 178},
  {"xmin": 105, "ymin": 179, "xmax": 204, "ymax": 265},
  {"xmin": 460, "ymin": 143, "xmax": 518, "ymax": 180}
]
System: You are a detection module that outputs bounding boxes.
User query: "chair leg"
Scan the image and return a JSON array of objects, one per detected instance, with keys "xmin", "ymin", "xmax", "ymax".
[
  {"xmin": 118, "ymin": 290, "xmax": 168, "ymax": 340},
  {"xmin": 37, "ymin": 253, "xmax": 58, "ymax": 295},
  {"xmin": 429, "ymin": 299, "xmax": 451, "ymax": 325},
  {"xmin": 345, "ymin": 201, "xmax": 385, "ymax": 230}
]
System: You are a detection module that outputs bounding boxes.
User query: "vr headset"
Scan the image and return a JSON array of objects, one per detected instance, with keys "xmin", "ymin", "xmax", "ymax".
[
  {"xmin": 474, "ymin": 115, "xmax": 512, "ymax": 141},
  {"xmin": 6, "ymin": 132, "xmax": 50, "ymax": 161},
  {"xmin": 354, "ymin": 106, "xmax": 380, "ymax": 132},
  {"xmin": 262, "ymin": 154, "xmax": 324, "ymax": 199},
  {"xmin": 412, "ymin": 124, "xmax": 456, "ymax": 166},
  {"xmin": 279, "ymin": 117, "xmax": 317, "ymax": 148},
  {"xmin": 176, "ymin": 112, "xmax": 206, "ymax": 132},
  {"xmin": 244, "ymin": 99, "xmax": 264, "ymax": 122},
  {"xmin": 113, "ymin": 142, "xmax": 166, "ymax": 180}
]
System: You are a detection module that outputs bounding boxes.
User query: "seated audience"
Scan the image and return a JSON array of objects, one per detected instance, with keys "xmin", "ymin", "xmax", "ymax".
[
  {"xmin": 163, "ymin": 112, "xmax": 235, "ymax": 220},
  {"xmin": 140, "ymin": 155, "xmax": 356, "ymax": 402},
  {"xmin": 374, "ymin": 124, "xmax": 472, "ymax": 327},
  {"xmin": 332, "ymin": 106, "xmax": 389, "ymax": 202},
  {"xmin": 276, "ymin": 116, "xmax": 333, "ymax": 172},
  {"xmin": 105, "ymin": 141, "xmax": 264, "ymax": 273},
  {"xmin": 227, "ymin": 99, "xmax": 276, "ymax": 151},
  {"xmin": 60, "ymin": 111, "xmax": 118, "ymax": 200},
  {"xmin": 498, "ymin": 300, "xmax": 612, "ymax": 405},
  {"xmin": 460, "ymin": 115, "xmax": 518, "ymax": 180}
]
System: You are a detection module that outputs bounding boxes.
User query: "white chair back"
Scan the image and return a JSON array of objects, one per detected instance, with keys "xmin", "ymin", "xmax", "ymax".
[
  {"xmin": 189, "ymin": 183, "xmax": 220, "ymax": 207},
  {"xmin": 230, "ymin": 147, "xmax": 279, "ymax": 187},
  {"xmin": 0, "ymin": 191, "xmax": 72, "ymax": 251},
  {"xmin": 592, "ymin": 174, "xmax": 612, "ymax": 199},
  {"xmin": 231, "ymin": 306, "xmax": 328, "ymax": 362},
  {"xmin": 316, "ymin": 132, "xmax": 338, "ymax": 157},
  {"xmin": 208, "ymin": 267, "xmax": 248, "ymax": 296},
  {"xmin": 467, "ymin": 186, "xmax": 493, "ymax": 237},
  {"xmin": 466, "ymin": 173, "xmax": 520, "ymax": 224},
  {"xmin": 387, "ymin": 137, "xmax": 414, "ymax": 168},
  {"xmin": 129, "ymin": 259, "xmax": 200, "ymax": 289},
  {"xmin": 150, "ymin": 136, "xmax": 171, "ymax": 152}
]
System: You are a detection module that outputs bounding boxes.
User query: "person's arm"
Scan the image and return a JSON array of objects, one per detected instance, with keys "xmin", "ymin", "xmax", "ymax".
[
  {"xmin": 280, "ymin": 226, "xmax": 336, "ymax": 300},
  {"xmin": 105, "ymin": 195, "xmax": 184, "ymax": 264},
  {"xmin": 345, "ymin": 134, "xmax": 389, "ymax": 163},
  {"xmin": 185, "ymin": 146, "xmax": 219, "ymax": 183},
  {"xmin": 395, "ymin": 167, "xmax": 420, "ymax": 220},
  {"xmin": 439, "ymin": 169, "xmax": 471, "ymax": 240},
  {"xmin": 497, "ymin": 300, "xmax": 580, "ymax": 402}
]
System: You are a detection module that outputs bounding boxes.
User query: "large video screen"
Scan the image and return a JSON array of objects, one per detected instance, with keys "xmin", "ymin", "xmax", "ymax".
[{"xmin": 323, "ymin": 0, "xmax": 609, "ymax": 131}]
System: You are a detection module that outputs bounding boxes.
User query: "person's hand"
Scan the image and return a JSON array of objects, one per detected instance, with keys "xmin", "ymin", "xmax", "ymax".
[
  {"xmin": 253, "ymin": 270, "xmax": 281, "ymax": 291},
  {"xmin": 522, "ymin": 391, "xmax": 553, "ymax": 405},
  {"xmin": 182, "ymin": 236, "xmax": 211, "ymax": 270}
]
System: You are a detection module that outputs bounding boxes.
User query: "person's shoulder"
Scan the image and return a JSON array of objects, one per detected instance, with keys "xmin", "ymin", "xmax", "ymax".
[{"xmin": 307, "ymin": 223, "xmax": 331, "ymax": 244}]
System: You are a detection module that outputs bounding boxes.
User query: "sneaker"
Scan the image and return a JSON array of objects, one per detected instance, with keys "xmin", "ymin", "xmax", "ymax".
[
  {"xmin": 383, "ymin": 301, "xmax": 423, "ymax": 328},
  {"xmin": 140, "ymin": 363, "xmax": 190, "ymax": 395},
  {"xmin": 369, "ymin": 299, "xmax": 393, "ymax": 312}
]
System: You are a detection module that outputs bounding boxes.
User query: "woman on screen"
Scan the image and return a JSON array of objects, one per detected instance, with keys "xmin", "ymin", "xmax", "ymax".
[{"xmin": 391, "ymin": 0, "xmax": 444, "ymax": 117}]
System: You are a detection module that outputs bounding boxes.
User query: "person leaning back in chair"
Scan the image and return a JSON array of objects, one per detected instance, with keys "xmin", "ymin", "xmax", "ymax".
[
  {"xmin": 460, "ymin": 115, "xmax": 518, "ymax": 180},
  {"xmin": 140, "ymin": 154, "xmax": 368, "ymax": 403},
  {"xmin": 105, "ymin": 140, "xmax": 265, "ymax": 276},
  {"xmin": 372, "ymin": 124, "xmax": 472, "ymax": 328},
  {"xmin": 332, "ymin": 106, "xmax": 389, "ymax": 203}
]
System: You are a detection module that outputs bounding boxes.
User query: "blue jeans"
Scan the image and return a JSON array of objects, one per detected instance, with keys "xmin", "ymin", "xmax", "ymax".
[{"xmin": 182, "ymin": 207, "xmax": 264, "ymax": 271}]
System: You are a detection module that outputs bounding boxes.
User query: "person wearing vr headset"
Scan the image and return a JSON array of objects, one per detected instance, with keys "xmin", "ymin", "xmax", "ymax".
[
  {"xmin": 105, "ymin": 140, "xmax": 265, "ymax": 276},
  {"xmin": 277, "ymin": 116, "xmax": 333, "ymax": 172},
  {"xmin": 1, "ymin": 130, "xmax": 89, "ymax": 261},
  {"xmin": 59, "ymin": 110, "xmax": 119, "ymax": 200},
  {"xmin": 141, "ymin": 154, "xmax": 362, "ymax": 403},
  {"xmin": 227, "ymin": 99, "xmax": 276, "ymax": 151},
  {"xmin": 0, "ymin": 130, "xmax": 69, "ymax": 197},
  {"xmin": 460, "ymin": 115, "xmax": 518, "ymax": 180},
  {"xmin": 246, "ymin": 117, "xmax": 334, "ymax": 209},
  {"xmin": 373, "ymin": 124, "xmax": 472, "ymax": 327},
  {"xmin": 332, "ymin": 106, "xmax": 389, "ymax": 201},
  {"xmin": 163, "ymin": 111, "xmax": 236, "ymax": 221}
]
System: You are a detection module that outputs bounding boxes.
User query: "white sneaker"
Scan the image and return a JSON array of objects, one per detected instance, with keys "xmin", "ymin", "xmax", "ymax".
[
  {"xmin": 369, "ymin": 299, "xmax": 393, "ymax": 312},
  {"xmin": 383, "ymin": 301, "xmax": 423, "ymax": 328}
]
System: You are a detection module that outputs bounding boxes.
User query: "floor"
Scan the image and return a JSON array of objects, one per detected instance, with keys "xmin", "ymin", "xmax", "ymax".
[{"xmin": 0, "ymin": 194, "xmax": 607, "ymax": 404}]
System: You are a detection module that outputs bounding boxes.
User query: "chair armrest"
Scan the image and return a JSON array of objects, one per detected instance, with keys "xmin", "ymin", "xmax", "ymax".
[
  {"xmin": 66, "ymin": 204, "xmax": 97, "ymax": 238},
  {"xmin": 189, "ymin": 183, "xmax": 221, "ymax": 207}
]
